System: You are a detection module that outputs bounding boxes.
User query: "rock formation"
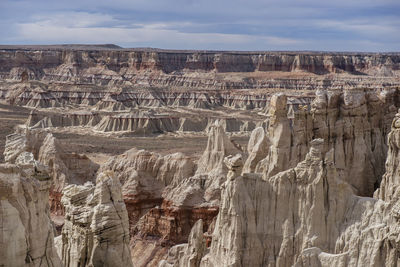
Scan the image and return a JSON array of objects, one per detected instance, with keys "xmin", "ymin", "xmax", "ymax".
[
  {"xmin": 58, "ymin": 171, "xmax": 133, "ymax": 267},
  {"xmin": 251, "ymin": 89, "xmax": 398, "ymax": 197},
  {"xmin": 160, "ymin": 94, "xmax": 400, "ymax": 267},
  {"xmin": 2, "ymin": 47, "xmax": 400, "ymax": 267},
  {"xmin": 25, "ymin": 109, "xmax": 261, "ymax": 134},
  {"xmin": 0, "ymin": 153, "xmax": 62, "ymax": 267},
  {"xmin": 4, "ymin": 128, "xmax": 99, "ymax": 215},
  {"xmin": 158, "ymin": 219, "xmax": 207, "ymax": 267},
  {"xmin": 0, "ymin": 48, "xmax": 399, "ymax": 90},
  {"xmin": 99, "ymin": 148, "xmax": 197, "ymax": 233}
]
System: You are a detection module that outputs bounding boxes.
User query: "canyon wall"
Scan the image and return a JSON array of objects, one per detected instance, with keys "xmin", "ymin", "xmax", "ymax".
[
  {"xmin": 0, "ymin": 153, "xmax": 61, "ymax": 267},
  {"xmin": 0, "ymin": 84, "xmax": 312, "ymax": 110},
  {"xmin": 162, "ymin": 89, "xmax": 400, "ymax": 267},
  {"xmin": 0, "ymin": 49, "xmax": 399, "ymax": 100},
  {"xmin": 1, "ymin": 49, "xmax": 399, "ymax": 80},
  {"xmin": 25, "ymin": 110, "xmax": 262, "ymax": 134}
]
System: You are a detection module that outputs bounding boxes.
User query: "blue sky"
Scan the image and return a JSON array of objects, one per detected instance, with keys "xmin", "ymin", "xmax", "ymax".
[{"xmin": 0, "ymin": 0, "xmax": 399, "ymax": 51}]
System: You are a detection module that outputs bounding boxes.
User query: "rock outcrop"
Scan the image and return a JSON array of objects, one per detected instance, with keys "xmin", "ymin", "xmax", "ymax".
[
  {"xmin": 161, "ymin": 95, "xmax": 400, "ymax": 267},
  {"xmin": 92, "ymin": 120, "xmax": 240, "ymax": 266},
  {"xmin": 4, "ymin": 128, "xmax": 99, "ymax": 215},
  {"xmin": 0, "ymin": 153, "xmax": 62, "ymax": 267},
  {"xmin": 58, "ymin": 171, "xmax": 133, "ymax": 267},
  {"xmin": 0, "ymin": 49, "xmax": 399, "ymax": 89},
  {"xmin": 8, "ymin": 87, "xmax": 312, "ymax": 111},
  {"xmin": 200, "ymin": 139, "xmax": 351, "ymax": 266},
  {"xmin": 159, "ymin": 219, "xmax": 207, "ymax": 267},
  {"xmin": 26, "ymin": 109, "xmax": 261, "ymax": 134},
  {"xmin": 3, "ymin": 47, "xmax": 400, "ymax": 267},
  {"xmin": 251, "ymin": 89, "xmax": 398, "ymax": 196},
  {"xmin": 293, "ymin": 110, "xmax": 400, "ymax": 267},
  {"xmin": 99, "ymin": 148, "xmax": 197, "ymax": 234}
]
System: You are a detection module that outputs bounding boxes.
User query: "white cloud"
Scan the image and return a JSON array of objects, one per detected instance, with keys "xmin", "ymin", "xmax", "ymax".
[
  {"xmin": 15, "ymin": 18, "xmax": 303, "ymax": 50},
  {"xmin": 1, "ymin": 1, "xmax": 399, "ymax": 51},
  {"xmin": 30, "ymin": 12, "xmax": 116, "ymax": 28},
  {"xmin": 316, "ymin": 19, "xmax": 400, "ymax": 37}
]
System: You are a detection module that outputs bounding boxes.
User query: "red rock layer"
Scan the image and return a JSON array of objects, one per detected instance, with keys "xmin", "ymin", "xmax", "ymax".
[{"xmin": 135, "ymin": 200, "xmax": 219, "ymax": 245}]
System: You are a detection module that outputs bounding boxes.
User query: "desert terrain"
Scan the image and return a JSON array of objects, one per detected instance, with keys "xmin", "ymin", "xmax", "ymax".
[{"xmin": 1, "ymin": 45, "xmax": 400, "ymax": 267}]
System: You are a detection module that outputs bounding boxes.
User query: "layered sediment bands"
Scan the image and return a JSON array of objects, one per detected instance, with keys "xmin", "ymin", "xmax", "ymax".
[
  {"xmin": 2, "ymin": 87, "xmax": 313, "ymax": 110},
  {"xmin": 58, "ymin": 171, "xmax": 133, "ymax": 267},
  {"xmin": 96, "ymin": 121, "xmax": 239, "ymax": 265},
  {"xmin": 135, "ymin": 122, "xmax": 241, "ymax": 243},
  {"xmin": 0, "ymin": 49, "xmax": 399, "ymax": 85},
  {"xmin": 97, "ymin": 148, "xmax": 203, "ymax": 266},
  {"xmin": 250, "ymin": 89, "xmax": 399, "ymax": 196},
  {"xmin": 99, "ymin": 148, "xmax": 197, "ymax": 232},
  {"xmin": 26, "ymin": 110, "xmax": 262, "ymax": 133},
  {"xmin": 135, "ymin": 202, "xmax": 218, "ymax": 244},
  {"xmin": 27, "ymin": 110, "xmax": 101, "ymax": 128},
  {"xmin": 0, "ymin": 154, "xmax": 61, "ymax": 267}
]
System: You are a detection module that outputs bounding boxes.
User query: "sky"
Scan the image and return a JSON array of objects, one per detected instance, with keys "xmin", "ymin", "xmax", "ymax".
[{"xmin": 0, "ymin": 0, "xmax": 399, "ymax": 52}]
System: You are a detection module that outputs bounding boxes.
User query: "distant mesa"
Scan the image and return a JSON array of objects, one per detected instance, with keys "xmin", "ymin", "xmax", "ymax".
[{"xmin": 0, "ymin": 44, "xmax": 123, "ymax": 51}]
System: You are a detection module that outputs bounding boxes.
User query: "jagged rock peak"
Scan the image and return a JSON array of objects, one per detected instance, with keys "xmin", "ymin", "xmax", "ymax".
[
  {"xmin": 196, "ymin": 120, "xmax": 241, "ymax": 174},
  {"xmin": 58, "ymin": 171, "xmax": 133, "ymax": 267},
  {"xmin": 246, "ymin": 89, "xmax": 398, "ymax": 196},
  {"xmin": 174, "ymin": 109, "xmax": 400, "ymax": 267}
]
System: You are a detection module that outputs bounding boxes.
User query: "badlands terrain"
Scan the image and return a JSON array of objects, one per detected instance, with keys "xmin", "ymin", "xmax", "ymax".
[{"xmin": 1, "ymin": 45, "xmax": 400, "ymax": 266}]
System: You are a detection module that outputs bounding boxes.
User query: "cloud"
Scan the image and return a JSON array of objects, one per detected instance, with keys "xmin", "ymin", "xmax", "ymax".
[
  {"xmin": 1, "ymin": 0, "xmax": 399, "ymax": 51},
  {"xmin": 316, "ymin": 18, "xmax": 400, "ymax": 37},
  {"xmin": 14, "ymin": 17, "xmax": 303, "ymax": 50},
  {"xmin": 30, "ymin": 12, "xmax": 116, "ymax": 28}
]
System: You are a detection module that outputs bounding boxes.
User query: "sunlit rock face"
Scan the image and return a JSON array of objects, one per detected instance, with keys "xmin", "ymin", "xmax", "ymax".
[
  {"xmin": 0, "ymin": 153, "xmax": 62, "ymax": 267},
  {"xmin": 58, "ymin": 171, "xmax": 133, "ymax": 267},
  {"xmin": 161, "ymin": 91, "xmax": 400, "ymax": 267},
  {"xmin": 249, "ymin": 90, "xmax": 398, "ymax": 197}
]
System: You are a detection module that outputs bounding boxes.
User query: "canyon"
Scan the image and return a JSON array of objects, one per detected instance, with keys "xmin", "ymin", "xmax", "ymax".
[{"xmin": 1, "ymin": 45, "xmax": 400, "ymax": 267}]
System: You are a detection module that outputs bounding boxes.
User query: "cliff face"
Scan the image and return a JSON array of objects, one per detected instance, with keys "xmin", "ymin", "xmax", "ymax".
[
  {"xmin": 253, "ymin": 90, "xmax": 398, "ymax": 197},
  {"xmin": 94, "ymin": 122, "xmax": 239, "ymax": 266},
  {"xmin": 0, "ymin": 49, "xmax": 399, "ymax": 97},
  {"xmin": 26, "ymin": 109, "xmax": 261, "ymax": 134},
  {"xmin": 3, "ymin": 88, "xmax": 400, "ymax": 266},
  {"xmin": 58, "ymin": 171, "xmax": 133, "ymax": 267},
  {"xmin": 160, "ymin": 90, "xmax": 400, "ymax": 267},
  {"xmin": 0, "ymin": 153, "xmax": 61, "ymax": 267},
  {"xmin": 4, "ymin": 128, "xmax": 99, "ymax": 216},
  {"xmin": 1, "ymin": 49, "xmax": 399, "ymax": 78}
]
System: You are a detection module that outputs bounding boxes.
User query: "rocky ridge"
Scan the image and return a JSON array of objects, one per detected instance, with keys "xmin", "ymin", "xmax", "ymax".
[{"xmin": 163, "ymin": 90, "xmax": 400, "ymax": 267}]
